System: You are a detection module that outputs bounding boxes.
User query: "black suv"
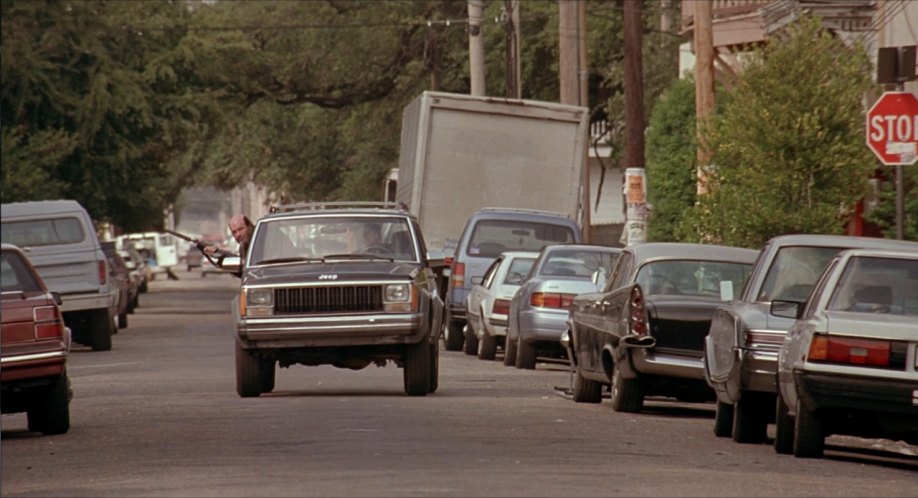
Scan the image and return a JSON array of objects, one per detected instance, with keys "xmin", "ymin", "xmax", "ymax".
[{"xmin": 227, "ymin": 202, "xmax": 444, "ymax": 397}]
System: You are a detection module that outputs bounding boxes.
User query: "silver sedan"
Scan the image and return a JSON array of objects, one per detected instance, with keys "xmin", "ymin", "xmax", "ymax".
[{"xmin": 506, "ymin": 244, "xmax": 621, "ymax": 369}]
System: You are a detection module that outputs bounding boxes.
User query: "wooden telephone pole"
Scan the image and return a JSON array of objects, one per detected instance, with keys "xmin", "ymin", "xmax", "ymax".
[
  {"xmin": 622, "ymin": 0, "xmax": 646, "ymax": 245},
  {"xmin": 694, "ymin": 0, "xmax": 715, "ymax": 195},
  {"xmin": 559, "ymin": 0, "xmax": 591, "ymax": 242},
  {"xmin": 468, "ymin": 0, "xmax": 486, "ymax": 96}
]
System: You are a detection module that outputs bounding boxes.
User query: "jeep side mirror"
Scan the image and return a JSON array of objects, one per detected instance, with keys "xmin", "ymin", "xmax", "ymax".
[{"xmin": 222, "ymin": 256, "xmax": 241, "ymax": 275}]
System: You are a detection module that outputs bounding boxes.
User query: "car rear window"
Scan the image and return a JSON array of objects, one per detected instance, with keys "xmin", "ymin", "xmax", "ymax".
[
  {"xmin": 467, "ymin": 220, "xmax": 575, "ymax": 258},
  {"xmin": 0, "ymin": 251, "xmax": 43, "ymax": 293},
  {"xmin": 504, "ymin": 257, "xmax": 536, "ymax": 284},
  {"xmin": 757, "ymin": 246, "xmax": 842, "ymax": 302},
  {"xmin": 540, "ymin": 249, "xmax": 619, "ymax": 278},
  {"xmin": 1, "ymin": 218, "xmax": 85, "ymax": 247}
]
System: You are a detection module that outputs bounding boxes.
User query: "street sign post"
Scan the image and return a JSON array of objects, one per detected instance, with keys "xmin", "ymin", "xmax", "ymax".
[{"xmin": 866, "ymin": 91, "xmax": 918, "ymax": 166}]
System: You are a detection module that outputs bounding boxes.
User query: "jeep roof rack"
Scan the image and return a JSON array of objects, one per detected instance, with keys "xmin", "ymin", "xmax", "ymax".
[{"xmin": 269, "ymin": 201, "xmax": 406, "ymax": 214}]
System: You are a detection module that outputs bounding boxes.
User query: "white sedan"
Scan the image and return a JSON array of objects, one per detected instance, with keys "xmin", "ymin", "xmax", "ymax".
[
  {"xmin": 465, "ymin": 251, "xmax": 539, "ymax": 360},
  {"xmin": 774, "ymin": 246, "xmax": 918, "ymax": 458}
]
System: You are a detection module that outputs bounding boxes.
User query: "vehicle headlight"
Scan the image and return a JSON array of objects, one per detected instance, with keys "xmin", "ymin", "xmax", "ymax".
[
  {"xmin": 384, "ymin": 283, "xmax": 418, "ymax": 312},
  {"xmin": 244, "ymin": 288, "xmax": 274, "ymax": 317}
]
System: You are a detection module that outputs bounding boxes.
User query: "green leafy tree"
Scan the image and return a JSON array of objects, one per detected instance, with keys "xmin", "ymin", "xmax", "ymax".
[
  {"xmin": 645, "ymin": 76, "xmax": 696, "ymax": 242},
  {"xmin": 680, "ymin": 17, "xmax": 876, "ymax": 248},
  {"xmin": 865, "ymin": 166, "xmax": 918, "ymax": 240},
  {"xmin": 1, "ymin": 0, "xmax": 207, "ymax": 231}
]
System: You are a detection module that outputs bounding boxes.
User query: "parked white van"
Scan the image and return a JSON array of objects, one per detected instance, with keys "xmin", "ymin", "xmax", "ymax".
[
  {"xmin": 115, "ymin": 232, "xmax": 178, "ymax": 279},
  {"xmin": 1, "ymin": 200, "xmax": 118, "ymax": 351}
]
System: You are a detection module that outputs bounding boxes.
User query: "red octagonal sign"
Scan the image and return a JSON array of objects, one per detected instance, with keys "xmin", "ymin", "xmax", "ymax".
[{"xmin": 866, "ymin": 91, "xmax": 918, "ymax": 165}]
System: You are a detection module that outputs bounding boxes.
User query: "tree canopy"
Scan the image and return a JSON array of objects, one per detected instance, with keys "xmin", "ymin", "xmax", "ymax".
[{"xmin": 677, "ymin": 17, "xmax": 878, "ymax": 248}]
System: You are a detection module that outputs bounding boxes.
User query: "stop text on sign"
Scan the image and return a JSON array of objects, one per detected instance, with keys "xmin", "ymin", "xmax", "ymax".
[{"xmin": 868, "ymin": 114, "xmax": 918, "ymax": 144}]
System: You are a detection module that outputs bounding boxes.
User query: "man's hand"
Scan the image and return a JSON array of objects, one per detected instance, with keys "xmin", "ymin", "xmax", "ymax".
[{"xmin": 203, "ymin": 245, "xmax": 218, "ymax": 256}]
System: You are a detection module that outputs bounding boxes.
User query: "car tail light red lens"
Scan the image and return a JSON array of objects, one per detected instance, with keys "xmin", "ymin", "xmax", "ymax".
[
  {"xmin": 492, "ymin": 299, "xmax": 511, "ymax": 315},
  {"xmin": 98, "ymin": 260, "xmax": 108, "ymax": 285},
  {"xmin": 34, "ymin": 305, "xmax": 65, "ymax": 339},
  {"xmin": 530, "ymin": 293, "xmax": 577, "ymax": 309},
  {"xmin": 450, "ymin": 262, "xmax": 465, "ymax": 289},
  {"xmin": 629, "ymin": 286, "xmax": 647, "ymax": 336},
  {"xmin": 807, "ymin": 334, "xmax": 907, "ymax": 369}
]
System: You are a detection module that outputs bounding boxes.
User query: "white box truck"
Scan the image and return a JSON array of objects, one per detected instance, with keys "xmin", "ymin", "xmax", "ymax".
[{"xmin": 396, "ymin": 91, "xmax": 589, "ymax": 257}]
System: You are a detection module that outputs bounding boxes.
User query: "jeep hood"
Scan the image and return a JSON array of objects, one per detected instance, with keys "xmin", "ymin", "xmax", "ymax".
[{"xmin": 242, "ymin": 260, "xmax": 421, "ymax": 286}]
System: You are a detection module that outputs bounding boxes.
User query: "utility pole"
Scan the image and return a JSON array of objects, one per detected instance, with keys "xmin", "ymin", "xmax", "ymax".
[
  {"xmin": 578, "ymin": 0, "xmax": 590, "ymax": 242},
  {"xmin": 427, "ymin": 21, "xmax": 441, "ymax": 91},
  {"xmin": 504, "ymin": 0, "xmax": 521, "ymax": 98},
  {"xmin": 558, "ymin": 0, "xmax": 578, "ymax": 105},
  {"xmin": 694, "ymin": 0, "xmax": 715, "ymax": 196},
  {"xmin": 468, "ymin": 0, "xmax": 486, "ymax": 96},
  {"xmin": 622, "ymin": 0, "xmax": 646, "ymax": 246}
]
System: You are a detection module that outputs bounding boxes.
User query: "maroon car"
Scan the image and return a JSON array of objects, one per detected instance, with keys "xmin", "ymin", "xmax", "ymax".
[{"xmin": 1, "ymin": 243, "xmax": 71, "ymax": 435}]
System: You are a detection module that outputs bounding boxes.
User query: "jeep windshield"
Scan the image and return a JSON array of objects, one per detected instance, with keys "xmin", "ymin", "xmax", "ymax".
[{"xmin": 248, "ymin": 216, "xmax": 417, "ymax": 266}]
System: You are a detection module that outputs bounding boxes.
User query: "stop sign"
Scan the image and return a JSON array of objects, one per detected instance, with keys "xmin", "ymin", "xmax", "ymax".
[{"xmin": 866, "ymin": 91, "xmax": 918, "ymax": 165}]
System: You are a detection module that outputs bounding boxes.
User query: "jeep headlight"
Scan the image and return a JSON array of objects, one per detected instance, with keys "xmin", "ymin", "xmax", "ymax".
[
  {"xmin": 243, "ymin": 288, "xmax": 274, "ymax": 317},
  {"xmin": 384, "ymin": 283, "xmax": 418, "ymax": 312}
]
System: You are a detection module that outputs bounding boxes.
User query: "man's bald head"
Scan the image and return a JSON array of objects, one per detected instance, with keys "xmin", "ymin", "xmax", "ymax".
[{"xmin": 229, "ymin": 214, "xmax": 253, "ymax": 245}]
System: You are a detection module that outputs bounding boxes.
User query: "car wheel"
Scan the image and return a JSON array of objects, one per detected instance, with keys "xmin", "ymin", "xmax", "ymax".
[
  {"xmin": 503, "ymin": 331, "xmax": 518, "ymax": 366},
  {"xmin": 118, "ymin": 309, "xmax": 128, "ymax": 329},
  {"xmin": 610, "ymin": 360, "xmax": 643, "ymax": 413},
  {"xmin": 793, "ymin": 398, "xmax": 824, "ymax": 458},
  {"xmin": 235, "ymin": 341, "xmax": 264, "ymax": 398},
  {"xmin": 714, "ymin": 401, "xmax": 734, "ymax": 438},
  {"xmin": 27, "ymin": 373, "xmax": 71, "ymax": 435},
  {"xmin": 572, "ymin": 364, "xmax": 602, "ymax": 404},
  {"xmin": 139, "ymin": 281, "xmax": 148, "ymax": 293},
  {"xmin": 260, "ymin": 360, "xmax": 276, "ymax": 394},
  {"xmin": 445, "ymin": 321, "xmax": 464, "ymax": 351},
  {"xmin": 477, "ymin": 331, "xmax": 497, "ymax": 360},
  {"xmin": 774, "ymin": 393, "xmax": 794, "ymax": 454},
  {"xmin": 733, "ymin": 392, "xmax": 768, "ymax": 444},
  {"xmin": 463, "ymin": 325, "xmax": 479, "ymax": 356},
  {"xmin": 428, "ymin": 342, "xmax": 439, "ymax": 394},
  {"xmin": 90, "ymin": 309, "xmax": 113, "ymax": 351},
  {"xmin": 515, "ymin": 337, "xmax": 537, "ymax": 370},
  {"xmin": 403, "ymin": 341, "xmax": 431, "ymax": 396}
]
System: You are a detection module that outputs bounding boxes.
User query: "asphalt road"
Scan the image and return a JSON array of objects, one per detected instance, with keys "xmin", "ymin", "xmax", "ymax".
[{"xmin": 2, "ymin": 268, "xmax": 916, "ymax": 497}]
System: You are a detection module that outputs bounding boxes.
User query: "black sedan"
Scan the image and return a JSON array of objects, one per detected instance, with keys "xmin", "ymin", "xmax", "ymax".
[{"xmin": 565, "ymin": 242, "xmax": 758, "ymax": 412}]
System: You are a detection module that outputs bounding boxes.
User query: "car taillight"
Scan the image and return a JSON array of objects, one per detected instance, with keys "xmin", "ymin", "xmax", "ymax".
[
  {"xmin": 450, "ymin": 262, "xmax": 465, "ymax": 289},
  {"xmin": 98, "ymin": 260, "xmax": 107, "ymax": 285},
  {"xmin": 629, "ymin": 286, "xmax": 647, "ymax": 336},
  {"xmin": 492, "ymin": 299, "xmax": 511, "ymax": 315},
  {"xmin": 530, "ymin": 292, "xmax": 577, "ymax": 309},
  {"xmin": 34, "ymin": 305, "xmax": 65, "ymax": 339},
  {"xmin": 807, "ymin": 334, "xmax": 907, "ymax": 369}
]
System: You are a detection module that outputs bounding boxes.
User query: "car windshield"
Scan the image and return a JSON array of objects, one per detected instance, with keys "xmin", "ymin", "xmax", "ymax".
[
  {"xmin": 467, "ymin": 220, "xmax": 575, "ymax": 258},
  {"xmin": 635, "ymin": 259, "xmax": 753, "ymax": 299},
  {"xmin": 826, "ymin": 255, "xmax": 918, "ymax": 315},
  {"xmin": 249, "ymin": 216, "xmax": 417, "ymax": 265},
  {"xmin": 757, "ymin": 246, "xmax": 842, "ymax": 302}
]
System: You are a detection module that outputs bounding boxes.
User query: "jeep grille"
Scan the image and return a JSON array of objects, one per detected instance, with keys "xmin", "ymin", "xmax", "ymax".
[{"xmin": 274, "ymin": 286, "xmax": 384, "ymax": 314}]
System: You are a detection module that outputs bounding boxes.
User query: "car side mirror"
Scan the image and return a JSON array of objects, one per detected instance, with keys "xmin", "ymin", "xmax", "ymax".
[
  {"xmin": 51, "ymin": 292, "xmax": 62, "ymax": 306},
  {"xmin": 222, "ymin": 256, "xmax": 241, "ymax": 275},
  {"xmin": 471, "ymin": 276, "xmax": 483, "ymax": 285},
  {"xmin": 770, "ymin": 299, "xmax": 803, "ymax": 320}
]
